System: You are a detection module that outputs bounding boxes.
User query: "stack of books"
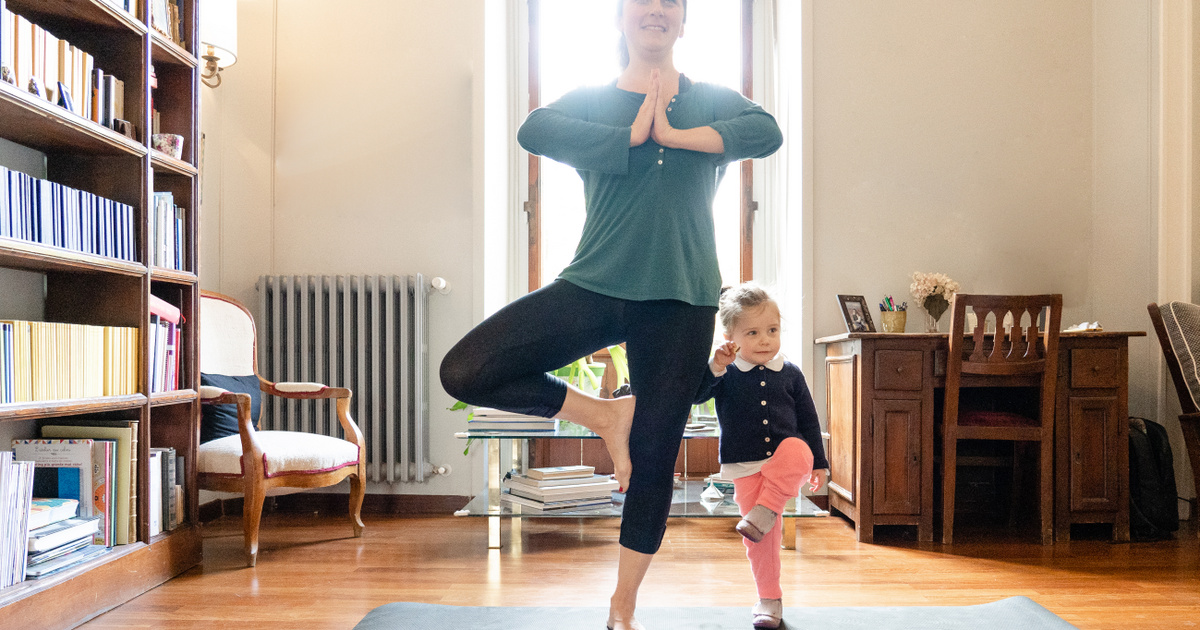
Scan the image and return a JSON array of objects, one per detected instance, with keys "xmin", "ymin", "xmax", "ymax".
[
  {"xmin": 501, "ymin": 465, "xmax": 618, "ymax": 512},
  {"xmin": 25, "ymin": 515, "xmax": 106, "ymax": 580},
  {"xmin": 468, "ymin": 407, "xmax": 558, "ymax": 432}
]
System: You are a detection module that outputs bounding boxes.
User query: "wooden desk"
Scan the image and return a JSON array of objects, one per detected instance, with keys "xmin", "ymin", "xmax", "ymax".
[{"xmin": 815, "ymin": 330, "xmax": 1144, "ymax": 544}]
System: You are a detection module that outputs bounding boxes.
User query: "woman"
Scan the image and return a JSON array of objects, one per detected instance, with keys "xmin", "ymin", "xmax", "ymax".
[{"xmin": 440, "ymin": 1, "xmax": 782, "ymax": 627}]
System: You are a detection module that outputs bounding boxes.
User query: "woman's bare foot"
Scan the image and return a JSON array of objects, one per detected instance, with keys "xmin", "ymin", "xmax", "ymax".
[
  {"xmin": 602, "ymin": 395, "xmax": 635, "ymax": 492},
  {"xmin": 557, "ymin": 391, "xmax": 635, "ymax": 492},
  {"xmin": 608, "ymin": 593, "xmax": 645, "ymax": 630}
]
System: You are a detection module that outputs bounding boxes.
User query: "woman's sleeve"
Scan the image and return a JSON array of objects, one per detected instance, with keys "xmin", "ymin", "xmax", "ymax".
[
  {"xmin": 517, "ymin": 89, "xmax": 631, "ymax": 175},
  {"xmin": 792, "ymin": 370, "xmax": 830, "ymax": 470},
  {"xmin": 708, "ymin": 88, "xmax": 783, "ymax": 165},
  {"xmin": 693, "ymin": 368, "xmax": 723, "ymax": 404}
]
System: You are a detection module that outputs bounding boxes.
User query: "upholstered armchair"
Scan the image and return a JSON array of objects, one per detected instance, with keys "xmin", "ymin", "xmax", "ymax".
[
  {"xmin": 1147, "ymin": 301, "xmax": 1200, "ymax": 535},
  {"xmin": 197, "ymin": 290, "xmax": 366, "ymax": 566}
]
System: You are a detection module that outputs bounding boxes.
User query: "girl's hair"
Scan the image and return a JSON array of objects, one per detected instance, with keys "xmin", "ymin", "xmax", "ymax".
[
  {"xmin": 618, "ymin": 0, "xmax": 688, "ymax": 69},
  {"xmin": 718, "ymin": 283, "xmax": 776, "ymax": 332}
]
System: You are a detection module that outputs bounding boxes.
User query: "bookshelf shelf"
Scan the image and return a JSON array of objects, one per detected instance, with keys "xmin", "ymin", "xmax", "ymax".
[
  {"xmin": 0, "ymin": 526, "xmax": 201, "ymax": 630},
  {"xmin": 0, "ymin": 238, "xmax": 147, "ymax": 276},
  {"xmin": 151, "ymin": 150, "xmax": 199, "ymax": 176},
  {"xmin": 0, "ymin": 394, "xmax": 148, "ymax": 424},
  {"xmin": 5, "ymin": 0, "xmax": 145, "ymax": 36},
  {"xmin": 150, "ymin": 266, "xmax": 198, "ymax": 284},
  {"xmin": 0, "ymin": 0, "xmax": 202, "ymax": 625},
  {"xmin": 150, "ymin": 31, "xmax": 197, "ymax": 67},
  {"xmin": 0, "ymin": 541, "xmax": 139, "ymax": 609},
  {"xmin": 0, "ymin": 82, "xmax": 147, "ymax": 157},
  {"xmin": 149, "ymin": 389, "xmax": 198, "ymax": 407}
]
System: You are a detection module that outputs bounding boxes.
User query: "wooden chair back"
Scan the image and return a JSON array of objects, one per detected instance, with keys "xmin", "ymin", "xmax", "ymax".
[{"xmin": 940, "ymin": 293, "xmax": 1062, "ymax": 544}]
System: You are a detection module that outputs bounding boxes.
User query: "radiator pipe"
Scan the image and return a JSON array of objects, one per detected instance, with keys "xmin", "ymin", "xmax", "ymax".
[
  {"xmin": 430, "ymin": 277, "xmax": 451, "ymax": 294},
  {"xmin": 401, "ymin": 462, "xmax": 452, "ymax": 478}
]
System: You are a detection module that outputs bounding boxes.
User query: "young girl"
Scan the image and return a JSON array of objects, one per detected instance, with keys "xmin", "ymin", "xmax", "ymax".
[{"xmin": 694, "ymin": 283, "xmax": 828, "ymax": 629}]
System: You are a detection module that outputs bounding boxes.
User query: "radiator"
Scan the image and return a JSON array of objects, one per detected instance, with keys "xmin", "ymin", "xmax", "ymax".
[{"xmin": 255, "ymin": 274, "xmax": 435, "ymax": 483}]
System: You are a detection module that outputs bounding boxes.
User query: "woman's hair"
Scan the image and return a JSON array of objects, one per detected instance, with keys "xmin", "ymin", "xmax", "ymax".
[
  {"xmin": 718, "ymin": 283, "xmax": 776, "ymax": 333},
  {"xmin": 618, "ymin": 0, "xmax": 688, "ymax": 69}
]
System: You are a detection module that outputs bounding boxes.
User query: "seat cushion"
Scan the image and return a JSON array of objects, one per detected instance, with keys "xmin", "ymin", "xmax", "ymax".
[
  {"xmin": 198, "ymin": 431, "xmax": 360, "ymax": 478},
  {"xmin": 1160, "ymin": 301, "xmax": 1200, "ymax": 411},
  {"xmin": 200, "ymin": 373, "xmax": 262, "ymax": 443},
  {"xmin": 960, "ymin": 410, "xmax": 1039, "ymax": 428}
]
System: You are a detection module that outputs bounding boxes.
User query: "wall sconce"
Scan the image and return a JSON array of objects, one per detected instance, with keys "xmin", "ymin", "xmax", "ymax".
[{"xmin": 200, "ymin": 0, "xmax": 238, "ymax": 88}]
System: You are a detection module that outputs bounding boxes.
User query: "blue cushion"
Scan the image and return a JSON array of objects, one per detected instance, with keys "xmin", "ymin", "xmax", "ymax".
[{"xmin": 200, "ymin": 373, "xmax": 262, "ymax": 444}]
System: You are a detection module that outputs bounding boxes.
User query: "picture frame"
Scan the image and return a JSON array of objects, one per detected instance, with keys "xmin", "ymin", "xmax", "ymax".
[{"xmin": 837, "ymin": 294, "xmax": 876, "ymax": 333}]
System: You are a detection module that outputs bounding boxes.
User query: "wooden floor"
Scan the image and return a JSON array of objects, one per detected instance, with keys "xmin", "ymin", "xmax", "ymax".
[{"xmin": 76, "ymin": 511, "xmax": 1199, "ymax": 629}]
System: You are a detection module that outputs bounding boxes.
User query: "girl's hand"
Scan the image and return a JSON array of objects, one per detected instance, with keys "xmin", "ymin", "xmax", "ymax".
[
  {"xmin": 711, "ymin": 340, "xmax": 739, "ymax": 371},
  {"xmin": 630, "ymin": 70, "xmax": 659, "ymax": 147},
  {"xmin": 808, "ymin": 469, "xmax": 827, "ymax": 492}
]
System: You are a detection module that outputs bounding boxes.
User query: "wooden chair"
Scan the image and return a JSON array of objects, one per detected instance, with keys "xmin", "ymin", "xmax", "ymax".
[
  {"xmin": 197, "ymin": 291, "xmax": 366, "ymax": 566},
  {"xmin": 940, "ymin": 294, "xmax": 1062, "ymax": 544},
  {"xmin": 1147, "ymin": 301, "xmax": 1200, "ymax": 534}
]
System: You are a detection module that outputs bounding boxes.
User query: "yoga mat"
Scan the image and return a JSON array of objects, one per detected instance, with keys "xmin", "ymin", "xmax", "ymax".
[{"xmin": 355, "ymin": 596, "xmax": 1077, "ymax": 629}]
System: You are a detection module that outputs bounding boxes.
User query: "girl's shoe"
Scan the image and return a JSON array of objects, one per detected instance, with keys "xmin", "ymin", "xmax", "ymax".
[
  {"xmin": 751, "ymin": 598, "xmax": 783, "ymax": 629},
  {"xmin": 736, "ymin": 504, "xmax": 777, "ymax": 543}
]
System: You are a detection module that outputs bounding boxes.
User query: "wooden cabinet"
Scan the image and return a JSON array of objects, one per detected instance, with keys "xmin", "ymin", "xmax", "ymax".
[
  {"xmin": 823, "ymin": 336, "xmax": 937, "ymax": 543},
  {"xmin": 0, "ymin": 1, "xmax": 202, "ymax": 627},
  {"xmin": 817, "ymin": 331, "xmax": 1141, "ymax": 544},
  {"xmin": 1055, "ymin": 341, "xmax": 1130, "ymax": 541}
]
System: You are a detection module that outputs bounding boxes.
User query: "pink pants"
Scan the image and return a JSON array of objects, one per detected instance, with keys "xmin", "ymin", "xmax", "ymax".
[{"xmin": 731, "ymin": 437, "xmax": 814, "ymax": 600}]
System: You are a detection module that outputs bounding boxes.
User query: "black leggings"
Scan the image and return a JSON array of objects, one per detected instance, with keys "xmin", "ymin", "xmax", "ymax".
[{"xmin": 440, "ymin": 280, "xmax": 716, "ymax": 554}]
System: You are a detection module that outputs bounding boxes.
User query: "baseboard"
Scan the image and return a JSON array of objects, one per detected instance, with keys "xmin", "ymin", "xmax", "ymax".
[{"xmin": 199, "ymin": 493, "xmax": 473, "ymax": 522}]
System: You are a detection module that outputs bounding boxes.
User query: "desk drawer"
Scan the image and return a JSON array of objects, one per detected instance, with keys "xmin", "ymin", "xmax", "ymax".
[
  {"xmin": 1070, "ymin": 349, "xmax": 1121, "ymax": 389},
  {"xmin": 875, "ymin": 350, "xmax": 924, "ymax": 391}
]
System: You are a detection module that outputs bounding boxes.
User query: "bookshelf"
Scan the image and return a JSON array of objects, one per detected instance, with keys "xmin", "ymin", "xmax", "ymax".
[{"xmin": 0, "ymin": 1, "xmax": 202, "ymax": 628}]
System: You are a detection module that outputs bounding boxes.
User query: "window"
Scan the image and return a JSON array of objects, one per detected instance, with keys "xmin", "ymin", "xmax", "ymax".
[{"xmin": 525, "ymin": 0, "xmax": 758, "ymax": 291}]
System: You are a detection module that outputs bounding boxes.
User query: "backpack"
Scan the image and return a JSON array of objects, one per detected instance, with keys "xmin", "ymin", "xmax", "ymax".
[{"xmin": 1128, "ymin": 417, "xmax": 1179, "ymax": 540}]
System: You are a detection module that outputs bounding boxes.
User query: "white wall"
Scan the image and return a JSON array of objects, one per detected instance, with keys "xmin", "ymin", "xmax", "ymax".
[
  {"xmin": 200, "ymin": 0, "xmax": 484, "ymax": 496},
  {"xmin": 199, "ymin": 1, "xmax": 1191, "ymax": 500}
]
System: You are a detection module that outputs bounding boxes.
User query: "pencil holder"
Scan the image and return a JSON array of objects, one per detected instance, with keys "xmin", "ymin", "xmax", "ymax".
[{"xmin": 880, "ymin": 310, "xmax": 907, "ymax": 333}]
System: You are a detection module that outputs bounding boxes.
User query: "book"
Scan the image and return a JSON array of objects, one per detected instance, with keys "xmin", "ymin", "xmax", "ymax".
[
  {"xmin": 0, "ymin": 1, "xmax": 12, "ymax": 85},
  {"xmin": 505, "ymin": 472, "xmax": 615, "ymax": 489},
  {"xmin": 27, "ymin": 497, "xmax": 79, "ymax": 530},
  {"xmin": 504, "ymin": 479, "xmax": 618, "ymax": 503},
  {"xmin": 467, "ymin": 419, "xmax": 558, "ymax": 432},
  {"xmin": 12, "ymin": 439, "xmax": 94, "ymax": 515},
  {"xmin": 26, "ymin": 535, "xmax": 89, "ymax": 566},
  {"xmin": 154, "ymin": 446, "xmax": 176, "ymax": 530},
  {"xmin": 147, "ymin": 449, "xmax": 161, "ymax": 535},
  {"xmin": 472, "ymin": 407, "xmax": 550, "ymax": 419},
  {"xmin": 42, "ymin": 424, "xmax": 134, "ymax": 545},
  {"xmin": 88, "ymin": 438, "xmax": 115, "ymax": 546},
  {"xmin": 500, "ymin": 492, "xmax": 613, "ymax": 512},
  {"xmin": 25, "ymin": 543, "xmax": 108, "ymax": 579},
  {"xmin": 525, "ymin": 465, "xmax": 595, "ymax": 480},
  {"xmin": 27, "ymin": 516, "xmax": 100, "ymax": 553}
]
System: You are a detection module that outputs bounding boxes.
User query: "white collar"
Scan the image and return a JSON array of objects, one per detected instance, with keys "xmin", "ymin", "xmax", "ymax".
[{"xmin": 733, "ymin": 354, "xmax": 785, "ymax": 372}]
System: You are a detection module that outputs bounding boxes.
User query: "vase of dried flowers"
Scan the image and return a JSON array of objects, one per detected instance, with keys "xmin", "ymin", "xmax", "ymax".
[{"xmin": 910, "ymin": 271, "xmax": 960, "ymax": 333}]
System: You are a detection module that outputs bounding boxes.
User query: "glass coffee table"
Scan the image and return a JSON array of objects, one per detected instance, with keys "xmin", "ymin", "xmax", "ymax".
[{"xmin": 454, "ymin": 421, "xmax": 827, "ymax": 550}]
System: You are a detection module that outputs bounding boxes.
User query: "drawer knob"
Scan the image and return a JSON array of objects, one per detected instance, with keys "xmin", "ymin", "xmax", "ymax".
[
  {"xmin": 1092, "ymin": 365, "xmax": 1100, "ymax": 373},
  {"xmin": 896, "ymin": 367, "xmax": 903, "ymax": 373}
]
